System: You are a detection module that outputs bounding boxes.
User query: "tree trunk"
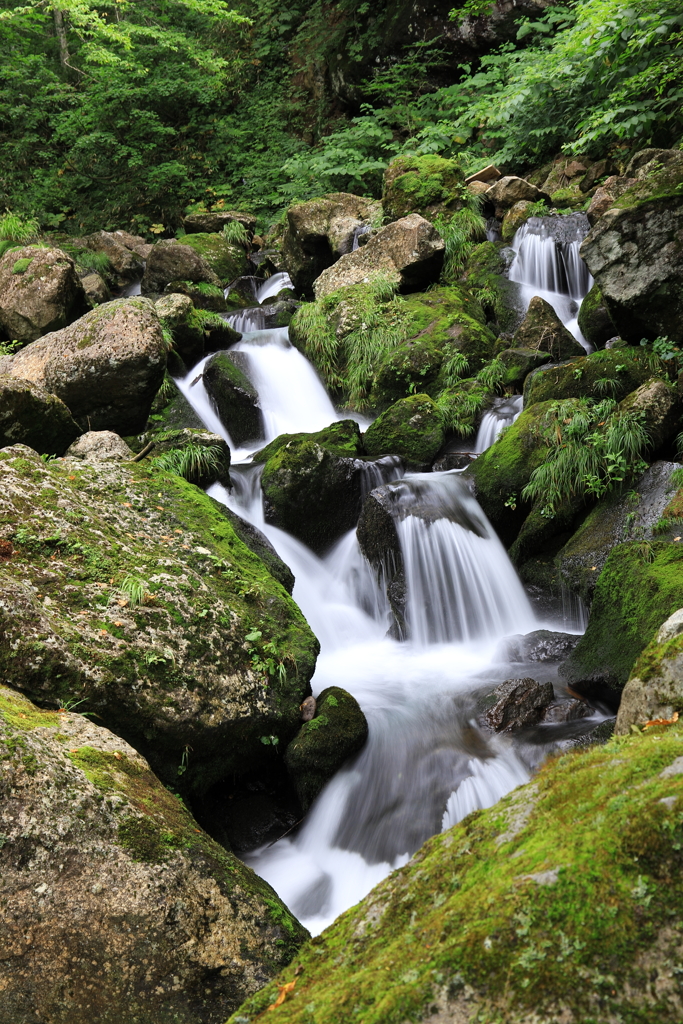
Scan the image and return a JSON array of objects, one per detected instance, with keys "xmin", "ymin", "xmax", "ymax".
[{"xmin": 53, "ymin": 7, "xmax": 70, "ymax": 70}]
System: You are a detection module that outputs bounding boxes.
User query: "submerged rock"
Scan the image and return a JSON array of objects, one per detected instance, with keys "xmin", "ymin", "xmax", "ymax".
[
  {"xmin": 0, "ymin": 297, "xmax": 167, "ymax": 435},
  {"xmin": 0, "ymin": 686, "xmax": 307, "ymax": 1024},
  {"xmin": 363, "ymin": 394, "xmax": 444, "ymax": 467},
  {"xmin": 313, "ymin": 214, "xmax": 444, "ymax": 298},
  {"xmin": 285, "ymin": 686, "xmax": 368, "ymax": 811},
  {"xmin": 230, "ymin": 722, "xmax": 683, "ymax": 1023},
  {"xmin": 513, "ymin": 295, "xmax": 584, "ymax": 361},
  {"xmin": 203, "ymin": 351, "xmax": 263, "ymax": 447},
  {"xmin": 0, "ymin": 445, "xmax": 318, "ymax": 793},
  {"xmin": 0, "ymin": 245, "xmax": 89, "ymax": 344},
  {"xmin": 0, "ymin": 375, "xmax": 80, "ymax": 456}
]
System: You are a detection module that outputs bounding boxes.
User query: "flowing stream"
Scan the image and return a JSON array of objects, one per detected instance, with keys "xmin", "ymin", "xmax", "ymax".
[{"xmin": 175, "ymin": 223, "xmax": 603, "ymax": 934}]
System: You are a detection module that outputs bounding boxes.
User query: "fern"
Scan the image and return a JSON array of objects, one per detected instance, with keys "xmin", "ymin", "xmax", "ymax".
[{"xmin": 152, "ymin": 443, "xmax": 223, "ymax": 485}]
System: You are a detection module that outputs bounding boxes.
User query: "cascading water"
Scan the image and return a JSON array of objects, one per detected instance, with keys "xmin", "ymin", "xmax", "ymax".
[
  {"xmin": 509, "ymin": 213, "xmax": 593, "ymax": 349},
  {"xmin": 474, "ymin": 395, "xmax": 523, "ymax": 453},
  {"xmin": 173, "ymin": 315, "xmax": 602, "ymax": 935}
]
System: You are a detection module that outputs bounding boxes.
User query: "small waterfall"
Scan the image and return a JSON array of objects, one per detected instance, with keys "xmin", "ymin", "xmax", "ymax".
[
  {"xmin": 255, "ymin": 271, "xmax": 293, "ymax": 304},
  {"xmin": 441, "ymin": 750, "xmax": 530, "ymax": 830},
  {"xmin": 509, "ymin": 213, "xmax": 593, "ymax": 349},
  {"xmin": 226, "ymin": 307, "xmax": 266, "ymax": 333},
  {"xmin": 120, "ymin": 277, "xmax": 142, "ymax": 297},
  {"xmin": 351, "ymin": 224, "xmax": 371, "ymax": 250},
  {"xmin": 474, "ymin": 395, "xmax": 523, "ymax": 453}
]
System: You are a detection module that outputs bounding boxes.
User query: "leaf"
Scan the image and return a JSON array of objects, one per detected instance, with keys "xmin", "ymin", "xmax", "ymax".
[
  {"xmin": 269, "ymin": 980, "xmax": 296, "ymax": 1010},
  {"xmin": 643, "ymin": 711, "xmax": 679, "ymax": 729}
]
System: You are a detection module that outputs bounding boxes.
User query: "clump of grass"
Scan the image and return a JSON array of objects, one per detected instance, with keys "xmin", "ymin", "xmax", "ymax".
[
  {"xmin": 221, "ymin": 220, "xmax": 250, "ymax": 247},
  {"xmin": 434, "ymin": 194, "xmax": 486, "ymax": 283},
  {"xmin": 0, "ymin": 211, "xmax": 39, "ymax": 244},
  {"xmin": 522, "ymin": 397, "xmax": 650, "ymax": 515},
  {"xmin": 152, "ymin": 443, "xmax": 223, "ymax": 485},
  {"xmin": 435, "ymin": 358, "xmax": 506, "ymax": 437},
  {"xmin": 119, "ymin": 575, "xmax": 148, "ymax": 607}
]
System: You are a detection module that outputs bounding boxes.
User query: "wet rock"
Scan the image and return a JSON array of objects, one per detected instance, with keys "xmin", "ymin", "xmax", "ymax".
[
  {"xmin": 81, "ymin": 229, "xmax": 144, "ymax": 285},
  {"xmin": 217, "ymin": 793, "xmax": 299, "ymax": 853},
  {"xmin": 313, "ymin": 214, "xmax": 444, "ymax": 299},
  {"xmin": 285, "ymin": 686, "xmax": 368, "ymax": 811},
  {"xmin": 513, "ymin": 295, "xmax": 585, "ymax": 362},
  {"xmin": 148, "ymin": 427, "xmax": 232, "ymax": 488},
  {"xmin": 382, "ymin": 154, "xmax": 464, "ymax": 221},
  {"xmin": 497, "ymin": 347, "xmax": 552, "ymax": 389},
  {"xmin": 0, "ymin": 246, "xmax": 89, "ymax": 345},
  {"xmin": 485, "ymin": 176, "xmax": 549, "ymax": 218},
  {"xmin": 577, "ymin": 282, "xmax": 616, "ymax": 348},
  {"xmin": 523, "ymin": 347, "xmax": 652, "ymax": 408},
  {"xmin": 80, "ymin": 271, "xmax": 111, "ymax": 306},
  {"xmin": 183, "ymin": 210, "xmax": 256, "ymax": 235},
  {"xmin": 203, "ymin": 351, "xmax": 263, "ymax": 447},
  {"xmin": 155, "ymin": 293, "xmax": 240, "ymax": 369},
  {"xmin": 542, "ymin": 698, "xmax": 593, "ymax": 723},
  {"xmin": 0, "ymin": 686, "xmax": 307, "ymax": 1024},
  {"xmin": 257, "ymin": 420, "xmax": 365, "ymax": 554},
  {"xmin": 556, "ymin": 461, "xmax": 682, "ymax": 605},
  {"xmin": 141, "ymin": 238, "xmax": 223, "ymax": 296},
  {"xmin": 220, "ymin": 504, "xmax": 294, "ymax": 595},
  {"xmin": 181, "ymin": 232, "xmax": 249, "ymax": 285},
  {"xmin": 282, "ymin": 193, "xmax": 381, "ymax": 294},
  {"xmin": 620, "ymin": 377, "xmax": 681, "ymax": 451},
  {"xmin": 482, "ymin": 677, "xmax": 555, "ymax": 732},
  {"xmin": 497, "ymin": 629, "xmax": 581, "ymax": 664},
  {"xmin": 0, "ymin": 445, "xmax": 318, "ymax": 793},
  {"xmin": 66, "ymin": 430, "xmax": 132, "ymax": 462},
  {"xmin": 580, "ymin": 151, "xmax": 683, "ymax": 344},
  {"xmin": 0, "ymin": 375, "xmax": 80, "ymax": 456},
  {"xmin": 0, "ymin": 297, "xmax": 167, "ymax": 436},
  {"xmin": 363, "ymin": 394, "xmax": 444, "ymax": 468}
]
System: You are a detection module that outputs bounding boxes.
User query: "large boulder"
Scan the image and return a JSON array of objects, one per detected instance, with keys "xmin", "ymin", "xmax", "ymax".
[
  {"xmin": 284, "ymin": 686, "xmax": 368, "ymax": 811},
  {"xmin": 0, "ymin": 297, "xmax": 167, "ymax": 435},
  {"xmin": 0, "ymin": 686, "xmax": 307, "ymax": 1024},
  {"xmin": 616, "ymin": 610, "xmax": 683, "ymax": 733},
  {"xmin": 155, "ymin": 293, "xmax": 240, "ymax": 369},
  {"xmin": 0, "ymin": 445, "xmax": 318, "ymax": 793},
  {"xmin": 203, "ymin": 352, "xmax": 263, "ymax": 447},
  {"xmin": 485, "ymin": 175, "xmax": 549, "ymax": 218},
  {"xmin": 66, "ymin": 429, "xmax": 132, "ymax": 462},
  {"xmin": 363, "ymin": 394, "xmax": 444, "ymax": 467},
  {"xmin": 497, "ymin": 347, "xmax": 552, "ymax": 390},
  {"xmin": 181, "ymin": 233, "xmax": 249, "ymax": 285},
  {"xmin": 382, "ymin": 155, "xmax": 464, "ymax": 221},
  {"xmin": 586, "ymin": 174, "xmax": 637, "ymax": 225},
  {"xmin": 523, "ymin": 347, "xmax": 653, "ymax": 408},
  {"xmin": 257, "ymin": 420, "xmax": 366, "ymax": 554},
  {"xmin": 282, "ymin": 193, "xmax": 381, "ymax": 294},
  {"xmin": 513, "ymin": 296, "xmax": 585, "ymax": 361},
  {"xmin": 313, "ymin": 215, "xmax": 444, "ymax": 299},
  {"xmin": 577, "ymin": 282, "xmax": 616, "ymax": 348},
  {"xmin": 230, "ymin": 722, "xmax": 683, "ymax": 1024},
  {"xmin": 183, "ymin": 210, "xmax": 256, "ymax": 235},
  {"xmin": 0, "ymin": 246, "xmax": 89, "ymax": 344},
  {"xmin": 81, "ymin": 230, "xmax": 144, "ymax": 285},
  {"xmin": 0, "ymin": 376, "xmax": 80, "ymax": 456},
  {"xmin": 580, "ymin": 151, "xmax": 683, "ymax": 344},
  {"xmin": 141, "ymin": 239, "xmax": 223, "ymax": 296},
  {"xmin": 620, "ymin": 376, "xmax": 681, "ymax": 451}
]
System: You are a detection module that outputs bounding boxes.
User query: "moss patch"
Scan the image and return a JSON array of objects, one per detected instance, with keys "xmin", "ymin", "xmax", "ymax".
[
  {"xmin": 524, "ymin": 347, "xmax": 652, "ymax": 407},
  {"xmin": 382, "ymin": 155, "xmax": 465, "ymax": 221},
  {"xmin": 363, "ymin": 394, "xmax": 444, "ymax": 467}
]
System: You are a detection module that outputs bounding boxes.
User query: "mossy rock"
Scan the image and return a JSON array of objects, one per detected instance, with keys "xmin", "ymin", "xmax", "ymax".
[
  {"xmin": 156, "ymin": 292, "xmax": 240, "ymax": 369},
  {"xmin": 513, "ymin": 295, "xmax": 585, "ymax": 361},
  {"xmin": 501, "ymin": 200, "xmax": 535, "ymax": 243},
  {"xmin": 363, "ymin": 394, "xmax": 444, "ymax": 467},
  {"xmin": 259, "ymin": 420, "xmax": 366, "ymax": 554},
  {"xmin": 463, "ymin": 240, "xmax": 521, "ymax": 333},
  {"xmin": 203, "ymin": 351, "xmax": 263, "ymax": 447},
  {"xmin": 284, "ymin": 686, "xmax": 368, "ymax": 811},
  {"xmin": 0, "ymin": 445, "xmax": 318, "ymax": 794},
  {"xmin": 0, "ymin": 374, "xmax": 80, "ymax": 456},
  {"xmin": 181, "ymin": 232, "xmax": 249, "ymax": 285},
  {"xmin": 577, "ymin": 281, "xmax": 616, "ymax": 348},
  {"xmin": 523, "ymin": 347, "xmax": 652, "ymax": 407},
  {"xmin": 229, "ymin": 721, "xmax": 683, "ymax": 1024},
  {"xmin": 560, "ymin": 540, "xmax": 683, "ymax": 703},
  {"xmin": 497, "ymin": 347, "xmax": 552, "ymax": 390},
  {"xmin": 550, "ymin": 182, "xmax": 588, "ymax": 209},
  {"xmin": 0, "ymin": 686, "xmax": 307, "ymax": 1024},
  {"xmin": 164, "ymin": 278, "xmax": 227, "ymax": 313},
  {"xmin": 382, "ymin": 154, "xmax": 464, "ymax": 221},
  {"xmin": 149, "ymin": 427, "xmax": 231, "ymax": 489},
  {"xmin": 617, "ymin": 622, "xmax": 683, "ymax": 733}
]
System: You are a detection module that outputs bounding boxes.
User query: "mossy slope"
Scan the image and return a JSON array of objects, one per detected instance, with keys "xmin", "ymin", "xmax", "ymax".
[{"xmin": 229, "ymin": 723, "xmax": 683, "ymax": 1024}]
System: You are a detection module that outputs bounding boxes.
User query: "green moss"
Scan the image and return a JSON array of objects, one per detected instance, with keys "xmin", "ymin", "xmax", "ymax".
[
  {"xmin": 524, "ymin": 347, "xmax": 653, "ymax": 407},
  {"xmin": 363, "ymin": 394, "xmax": 444, "ymax": 466},
  {"xmin": 561, "ymin": 541, "xmax": 683, "ymax": 697},
  {"xmin": 230, "ymin": 724, "xmax": 683, "ymax": 1024},
  {"xmin": 254, "ymin": 419, "xmax": 362, "ymax": 465},
  {"xmin": 181, "ymin": 232, "xmax": 247, "ymax": 284},
  {"xmin": 612, "ymin": 155, "xmax": 683, "ymax": 212},
  {"xmin": 383, "ymin": 155, "xmax": 464, "ymax": 220},
  {"xmin": 12, "ymin": 257, "xmax": 33, "ymax": 274}
]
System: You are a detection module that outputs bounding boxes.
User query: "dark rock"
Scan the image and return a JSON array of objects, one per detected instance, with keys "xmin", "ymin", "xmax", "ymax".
[
  {"xmin": 497, "ymin": 629, "xmax": 581, "ymax": 664},
  {"xmin": 513, "ymin": 296, "xmax": 585, "ymax": 361},
  {"xmin": 0, "ymin": 246, "xmax": 89, "ymax": 345},
  {"xmin": 81, "ymin": 230, "xmax": 144, "ymax": 285},
  {"xmin": 577, "ymin": 282, "xmax": 616, "ymax": 348},
  {"xmin": 150, "ymin": 427, "xmax": 232, "ymax": 489},
  {"xmin": 483, "ymin": 677, "xmax": 555, "ymax": 732},
  {"xmin": 218, "ymin": 502, "xmax": 295, "ymax": 594},
  {"xmin": 497, "ymin": 347, "xmax": 552, "ymax": 389},
  {"xmin": 0, "ymin": 375, "xmax": 80, "ymax": 456},
  {"xmin": 285, "ymin": 686, "xmax": 368, "ymax": 811},
  {"xmin": 141, "ymin": 239, "xmax": 222, "ymax": 296},
  {"xmin": 541, "ymin": 699, "xmax": 593, "ymax": 724},
  {"xmin": 620, "ymin": 377, "xmax": 681, "ymax": 451},
  {"xmin": 203, "ymin": 351, "xmax": 263, "ymax": 447}
]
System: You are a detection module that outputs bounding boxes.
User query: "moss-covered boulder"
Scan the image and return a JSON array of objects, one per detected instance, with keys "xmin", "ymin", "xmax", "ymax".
[
  {"xmin": 523, "ymin": 347, "xmax": 653, "ymax": 407},
  {"xmin": 183, "ymin": 210, "xmax": 256, "ymax": 235},
  {"xmin": 0, "ymin": 297, "xmax": 167, "ymax": 436},
  {"xmin": 284, "ymin": 686, "xmax": 368, "ymax": 811},
  {"xmin": 149, "ymin": 427, "xmax": 232, "ymax": 489},
  {"xmin": 0, "ymin": 375, "xmax": 80, "ymax": 455},
  {"xmin": 163, "ymin": 278, "xmax": 228, "ymax": 313},
  {"xmin": 382, "ymin": 154, "xmax": 464, "ymax": 221},
  {"xmin": 0, "ymin": 245, "xmax": 90, "ymax": 344},
  {"xmin": 501, "ymin": 199, "xmax": 535, "ymax": 242},
  {"xmin": 181, "ymin": 232, "xmax": 249, "ymax": 285},
  {"xmin": 0, "ymin": 686, "xmax": 307, "ymax": 1024},
  {"xmin": 0, "ymin": 445, "xmax": 318, "ymax": 793},
  {"xmin": 230, "ymin": 722, "xmax": 683, "ymax": 1024},
  {"xmin": 577, "ymin": 281, "xmax": 616, "ymax": 347},
  {"xmin": 462, "ymin": 240, "xmax": 521, "ymax": 334},
  {"xmin": 497, "ymin": 347, "xmax": 552, "ymax": 389},
  {"xmin": 620, "ymin": 376, "xmax": 681, "ymax": 451},
  {"xmin": 580, "ymin": 151, "xmax": 683, "ymax": 344},
  {"xmin": 363, "ymin": 394, "xmax": 444, "ymax": 468},
  {"xmin": 616, "ymin": 610, "xmax": 683, "ymax": 733},
  {"xmin": 155, "ymin": 293, "xmax": 241, "ymax": 369},
  {"xmin": 80, "ymin": 229, "xmax": 145, "ymax": 286},
  {"xmin": 203, "ymin": 352, "xmax": 263, "ymax": 447},
  {"xmin": 560, "ymin": 541, "xmax": 683, "ymax": 703},
  {"xmin": 141, "ymin": 239, "xmax": 223, "ymax": 296},
  {"xmin": 258, "ymin": 420, "xmax": 366, "ymax": 553},
  {"xmin": 513, "ymin": 295, "xmax": 585, "ymax": 361}
]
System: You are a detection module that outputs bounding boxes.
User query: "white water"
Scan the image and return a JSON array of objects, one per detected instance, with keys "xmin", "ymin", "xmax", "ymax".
[
  {"xmin": 255, "ymin": 271, "xmax": 293, "ymax": 304},
  {"xmin": 474, "ymin": 395, "xmax": 523, "ymax": 453},
  {"xmin": 509, "ymin": 214, "xmax": 593, "ymax": 350}
]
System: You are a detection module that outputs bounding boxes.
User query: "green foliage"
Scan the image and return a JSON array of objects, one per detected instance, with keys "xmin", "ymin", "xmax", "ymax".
[
  {"xmin": 221, "ymin": 220, "xmax": 249, "ymax": 246},
  {"xmin": 11, "ymin": 257, "xmax": 32, "ymax": 274},
  {"xmin": 522, "ymin": 397, "xmax": 650, "ymax": 515},
  {"xmin": 151, "ymin": 442, "xmax": 223, "ymax": 485},
  {"xmin": 119, "ymin": 574, "xmax": 148, "ymax": 607},
  {"xmin": 0, "ymin": 211, "xmax": 39, "ymax": 242}
]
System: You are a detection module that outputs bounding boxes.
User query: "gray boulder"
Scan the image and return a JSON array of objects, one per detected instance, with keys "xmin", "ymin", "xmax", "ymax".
[
  {"xmin": 485, "ymin": 176, "xmax": 550, "ymax": 218},
  {"xmin": 313, "ymin": 214, "xmax": 444, "ymax": 298},
  {"xmin": 0, "ymin": 375, "xmax": 80, "ymax": 456},
  {"xmin": 0, "ymin": 297, "xmax": 167, "ymax": 435},
  {"xmin": 586, "ymin": 175, "xmax": 637, "ymax": 226},
  {"xmin": 513, "ymin": 295, "xmax": 585, "ymax": 361},
  {"xmin": 141, "ymin": 239, "xmax": 223, "ymax": 295},
  {"xmin": 0, "ymin": 246, "xmax": 89, "ymax": 344},
  {"xmin": 66, "ymin": 430, "xmax": 132, "ymax": 461},
  {"xmin": 80, "ymin": 272, "xmax": 110, "ymax": 306},
  {"xmin": 183, "ymin": 210, "xmax": 256, "ymax": 235},
  {"xmin": 155, "ymin": 293, "xmax": 240, "ymax": 368},
  {"xmin": 81, "ymin": 230, "xmax": 144, "ymax": 285},
  {"xmin": 616, "ymin": 610, "xmax": 683, "ymax": 733},
  {"xmin": 497, "ymin": 629, "xmax": 581, "ymax": 664}
]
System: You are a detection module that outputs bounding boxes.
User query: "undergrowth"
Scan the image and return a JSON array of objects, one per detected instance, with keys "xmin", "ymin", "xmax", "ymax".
[{"xmin": 152, "ymin": 443, "xmax": 224, "ymax": 485}]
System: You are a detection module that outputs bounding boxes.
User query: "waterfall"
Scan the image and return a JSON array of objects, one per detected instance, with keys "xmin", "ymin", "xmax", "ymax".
[
  {"xmin": 441, "ymin": 750, "xmax": 530, "ymax": 830},
  {"xmin": 255, "ymin": 271, "xmax": 293, "ymax": 304},
  {"xmin": 474, "ymin": 395, "xmax": 523, "ymax": 453},
  {"xmin": 509, "ymin": 213, "xmax": 593, "ymax": 350}
]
